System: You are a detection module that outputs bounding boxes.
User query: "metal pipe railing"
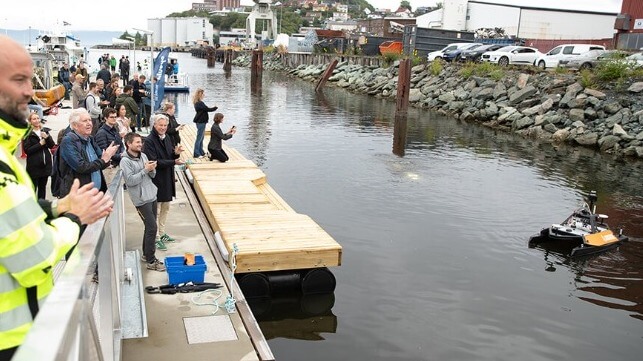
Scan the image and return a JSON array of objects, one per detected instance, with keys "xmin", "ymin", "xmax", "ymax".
[{"xmin": 13, "ymin": 171, "xmax": 125, "ymax": 361}]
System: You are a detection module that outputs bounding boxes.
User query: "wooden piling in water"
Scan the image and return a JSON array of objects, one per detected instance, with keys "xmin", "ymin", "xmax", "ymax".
[
  {"xmin": 315, "ymin": 59, "xmax": 338, "ymax": 93},
  {"xmin": 251, "ymin": 50, "xmax": 263, "ymax": 87},
  {"xmin": 393, "ymin": 114, "xmax": 408, "ymax": 157},
  {"xmin": 223, "ymin": 49, "xmax": 233, "ymax": 72},
  {"xmin": 206, "ymin": 47, "xmax": 216, "ymax": 68},
  {"xmin": 393, "ymin": 58, "xmax": 412, "ymax": 157},
  {"xmin": 395, "ymin": 58, "xmax": 411, "ymax": 114}
]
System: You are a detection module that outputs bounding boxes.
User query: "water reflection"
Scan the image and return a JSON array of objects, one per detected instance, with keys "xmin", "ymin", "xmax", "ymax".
[
  {"xmin": 152, "ymin": 52, "xmax": 643, "ymax": 360},
  {"xmin": 532, "ymin": 243, "xmax": 643, "ymax": 321},
  {"xmin": 245, "ymin": 90, "xmax": 270, "ymax": 166},
  {"xmin": 248, "ymin": 293, "xmax": 337, "ymax": 341}
]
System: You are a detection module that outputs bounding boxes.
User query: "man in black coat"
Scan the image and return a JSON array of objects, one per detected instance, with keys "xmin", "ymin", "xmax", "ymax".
[
  {"xmin": 142, "ymin": 114, "xmax": 184, "ymax": 248},
  {"xmin": 96, "ymin": 64, "xmax": 111, "ymax": 86}
]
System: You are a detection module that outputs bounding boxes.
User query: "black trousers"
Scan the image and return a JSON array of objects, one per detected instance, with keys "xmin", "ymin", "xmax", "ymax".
[
  {"xmin": 0, "ymin": 346, "xmax": 17, "ymax": 359},
  {"xmin": 30, "ymin": 175, "xmax": 49, "ymax": 199},
  {"xmin": 209, "ymin": 148, "xmax": 229, "ymax": 163}
]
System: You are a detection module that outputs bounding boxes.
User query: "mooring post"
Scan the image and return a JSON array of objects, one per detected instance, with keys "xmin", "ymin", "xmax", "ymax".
[
  {"xmin": 395, "ymin": 58, "xmax": 411, "ymax": 114},
  {"xmin": 315, "ymin": 59, "xmax": 338, "ymax": 93},
  {"xmin": 223, "ymin": 49, "xmax": 232, "ymax": 72},
  {"xmin": 206, "ymin": 46, "xmax": 216, "ymax": 68},
  {"xmin": 392, "ymin": 114, "xmax": 408, "ymax": 157},
  {"xmin": 393, "ymin": 58, "xmax": 412, "ymax": 157},
  {"xmin": 251, "ymin": 49, "xmax": 263, "ymax": 92}
]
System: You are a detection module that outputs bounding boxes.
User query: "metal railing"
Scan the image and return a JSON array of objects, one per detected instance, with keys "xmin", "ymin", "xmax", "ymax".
[{"xmin": 13, "ymin": 172, "xmax": 126, "ymax": 361}]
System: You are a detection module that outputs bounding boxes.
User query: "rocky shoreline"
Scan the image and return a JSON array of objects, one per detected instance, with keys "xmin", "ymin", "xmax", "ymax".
[{"xmin": 232, "ymin": 54, "xmax": 643, "ymax": 159}]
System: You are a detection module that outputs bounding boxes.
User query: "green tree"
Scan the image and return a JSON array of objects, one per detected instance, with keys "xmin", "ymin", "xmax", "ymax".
[
  {"xmin": 400, "ymin": 1, "xmax": 412, "ymax": 11},
  {"xmin": 167, "ymin": 9, "xmax": 210, "ymax": 17},
  {"xmin": 118, "ymin": 31, "xmax": 146, "ymax": 46},
  {"xmin": 277, "ymin": 7, "xmax": 306, "ymax": 35}
]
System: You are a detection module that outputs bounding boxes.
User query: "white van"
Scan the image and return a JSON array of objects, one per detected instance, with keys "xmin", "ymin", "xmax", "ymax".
[
  {"xmin": 427, "ymin": 43, "xmax": 476, "ymax": 61},
  {"xmin": 535, "ymin": 44, "xmax": 606, "ymax": 69}
]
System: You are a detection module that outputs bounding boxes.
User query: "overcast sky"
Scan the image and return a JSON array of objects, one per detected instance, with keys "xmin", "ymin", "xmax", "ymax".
[{"xmin": 1, "ymin": 0, "xmax": 623, "ymax": 32}]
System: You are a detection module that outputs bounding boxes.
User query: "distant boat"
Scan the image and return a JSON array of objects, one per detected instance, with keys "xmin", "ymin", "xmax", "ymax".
[
  {"xmin": 28, "ymin": 24, "xmax": 85, "ymax": 67},
  {"xmin": 28, "ymin": 24, "xmax": 85, "ymax": 89},
  {"xmin": 164, "ymin": 73, "xmax": 189, "ymax": 93}
]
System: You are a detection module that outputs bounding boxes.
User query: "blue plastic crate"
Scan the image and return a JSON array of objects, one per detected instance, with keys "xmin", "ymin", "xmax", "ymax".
[{"xmin": 164, "ymin": 255, "xmax": 206, "ymax": 285}]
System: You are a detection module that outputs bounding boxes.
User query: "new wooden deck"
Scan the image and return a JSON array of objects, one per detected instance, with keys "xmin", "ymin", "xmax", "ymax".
[{"xmin": 178, "ymin": 125, "xmax": 342, "ymax": 273}]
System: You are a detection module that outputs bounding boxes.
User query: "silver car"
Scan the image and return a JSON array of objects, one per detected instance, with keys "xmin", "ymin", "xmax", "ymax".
[
  {"xmin": 625, "ymin": 52, "xmax": 643, "ymax": 67},
  {"xmin": 560, "ymin": 50, "xmax": 632, "ymax": 70},
  {"xmin": 558, "ymin": 49, "xmax": 607, "ymax": 70}
]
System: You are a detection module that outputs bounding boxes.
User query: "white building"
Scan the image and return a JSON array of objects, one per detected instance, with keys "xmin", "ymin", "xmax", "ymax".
[
  {"xmin": 326, "ymin": 21, "xmax": 358, "ymax": 32},
  {"xmin": 416, "ymin": 0, "xmax": 617, "ymax": 39},
  {"xmin": 147, "ymin": 17, "xmax": 215, "ymax": 47}
]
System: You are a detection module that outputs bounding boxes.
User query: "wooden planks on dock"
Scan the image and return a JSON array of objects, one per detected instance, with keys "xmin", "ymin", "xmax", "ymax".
[{"xmin": 180, "ymin": 125, "xmax": 342, "ymax": 273}]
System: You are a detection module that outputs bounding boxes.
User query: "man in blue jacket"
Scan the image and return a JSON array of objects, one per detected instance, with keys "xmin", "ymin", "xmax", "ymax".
[{"xmin": 57, "ymin": 108, "xmax": 119, "ymax": 197}]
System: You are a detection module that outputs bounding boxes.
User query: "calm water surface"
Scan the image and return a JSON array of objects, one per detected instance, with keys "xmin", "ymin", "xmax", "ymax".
[{"xmin": 92, "ymin": 50, "xmax": 643, "ymax": 360}]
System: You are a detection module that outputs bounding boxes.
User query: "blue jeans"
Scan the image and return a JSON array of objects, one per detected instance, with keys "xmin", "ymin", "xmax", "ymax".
[{"xmin": 194, "ymin": 123, "xmax": 206, "ymax": 157}]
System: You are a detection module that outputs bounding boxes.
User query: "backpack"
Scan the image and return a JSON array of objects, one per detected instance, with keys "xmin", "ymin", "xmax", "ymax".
[
  {"xmin": 83, "ymin": 93, "xmax": 102, "ymax": 120},
  {"xmin": 50, "ymin": 146, "xmax": 64, "ymax": 198}
]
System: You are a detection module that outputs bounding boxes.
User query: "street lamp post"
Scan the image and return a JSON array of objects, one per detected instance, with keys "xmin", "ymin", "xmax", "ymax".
[
  {"xmin": 275, "ymin": 2, "xmax": 283, "ymax": 34},
  {"xmin": 125, "ymin": 35, "xmax": 136, "ymax": 70}
]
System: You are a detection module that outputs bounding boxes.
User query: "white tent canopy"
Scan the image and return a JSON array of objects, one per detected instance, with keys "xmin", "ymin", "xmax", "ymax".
[{"xmin": 112, "ymin": 38, "xmax": 133, "ymax": 45}]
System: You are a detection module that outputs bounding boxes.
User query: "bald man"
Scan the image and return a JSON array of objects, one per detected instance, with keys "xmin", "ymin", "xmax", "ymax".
[{"xmin": 0, "ymin": 35, "xmax": 114, "ymax": 358}]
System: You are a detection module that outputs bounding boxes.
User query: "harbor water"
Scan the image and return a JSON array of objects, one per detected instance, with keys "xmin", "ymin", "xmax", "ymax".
[{"xmin": 88, "ymin": 50, "xmax": 643, "ymax": 361}]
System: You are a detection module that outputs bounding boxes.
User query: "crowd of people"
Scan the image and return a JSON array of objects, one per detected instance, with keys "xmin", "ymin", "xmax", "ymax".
[
  {"xmin": 0, "ymin": 35, "xmax": 114, "ymax": 359},
  {"xmin": 0, "ymin": 34, "xmax": 241, "ymax": 358}
]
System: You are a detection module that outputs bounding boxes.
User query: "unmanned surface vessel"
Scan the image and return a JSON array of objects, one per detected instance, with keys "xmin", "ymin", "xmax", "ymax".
[{"xmin": 529, "ymin": 191, "xmax": 628, "ymax": 257}]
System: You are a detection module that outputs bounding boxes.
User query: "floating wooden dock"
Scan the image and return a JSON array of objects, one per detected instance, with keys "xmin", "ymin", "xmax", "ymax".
[{"xmin": 179, "ymin": 125, "xmax": 342, "ymax": 273}]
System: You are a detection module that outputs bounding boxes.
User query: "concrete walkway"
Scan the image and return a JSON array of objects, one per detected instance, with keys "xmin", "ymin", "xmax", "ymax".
[{"xmin": 25, "ymin": 101, "xmax": 262, "ymax": 361}]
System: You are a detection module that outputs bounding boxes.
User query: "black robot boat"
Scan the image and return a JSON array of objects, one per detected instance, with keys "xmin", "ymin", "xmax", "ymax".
[{"xmin": 528, "ymin": 191, "xmax": 628, "ymax": 257}]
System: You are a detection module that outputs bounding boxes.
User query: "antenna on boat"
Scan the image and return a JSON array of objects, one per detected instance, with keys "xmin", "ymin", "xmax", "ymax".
[{"xmin": 588, "ymin": 190, "xmax": 598, "ymax": 214}]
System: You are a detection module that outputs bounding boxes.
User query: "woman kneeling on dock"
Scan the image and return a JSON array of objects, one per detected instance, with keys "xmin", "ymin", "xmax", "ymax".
[{"xmin": 207, "ymin": 113, "xmax": 235, "ymax": 162}]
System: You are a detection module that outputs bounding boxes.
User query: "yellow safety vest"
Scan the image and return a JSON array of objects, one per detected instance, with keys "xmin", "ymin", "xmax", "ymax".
[{"xmin": 0, "ymin": 113, "xmax": 80, "ymax": 351}]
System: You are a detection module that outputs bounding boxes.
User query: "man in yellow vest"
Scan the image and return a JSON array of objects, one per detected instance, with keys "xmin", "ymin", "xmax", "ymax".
[{"xmin": 0, "ymin": 35, "xmax": 115, "ymax": 359}]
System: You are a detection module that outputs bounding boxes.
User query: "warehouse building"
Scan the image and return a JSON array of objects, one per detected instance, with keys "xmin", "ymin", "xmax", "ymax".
[
  {"xmin": 147, "ymin": 17, "xmax": 215, "ymax": 47},
  {"xmin": 615, "ymin": 0, "xmax": 643, "ymax": 49},
  {"xmin": 417, "ymin": 0, "xmax": 618, "ymax": 40}
]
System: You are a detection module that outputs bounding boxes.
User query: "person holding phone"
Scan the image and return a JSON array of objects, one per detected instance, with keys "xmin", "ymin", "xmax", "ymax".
[
  {"xmin": 207, "ymin": 112, "xmax": 235, "ymax": 163},
  {"xmin": 143, "ymin": 114, "xmax": 184, "ymax": 249},
  {"xmin": 120, "ymin": 132, "xmax": 165, "ymax": 271},
  {"xmin": 23, "ymin": 112, "xmax": 55, "ymax": 199}
]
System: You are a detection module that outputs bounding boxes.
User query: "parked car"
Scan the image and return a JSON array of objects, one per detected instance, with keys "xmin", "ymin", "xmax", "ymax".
[
  {"xmin": 480, "ymin": 46, "xmax": 542, "ymax": 66},
  {"xmin": 560, "ymin": 50, "xmax": 632, "ymax": 70},
  {"xmin": 558, "ymin": 49, "xmax": 608, "ymax": 70},
  {"xmin": 626, "ymin": 52, "xmax": 643, "ymax": 66},
  {"xmin": 427, "ymin": 43, "xmax": 476, "ymax": 61},
  {"xmin": 442, "ymin": 43, "xmax": 483, "ymax": 62},
  {"xmin": 459, "ymin": 44, "xmax": 504, "ymax": 62},
  {"xmin": 534, "ymin": 44, "xmax": 606, "ymax": 69}
]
